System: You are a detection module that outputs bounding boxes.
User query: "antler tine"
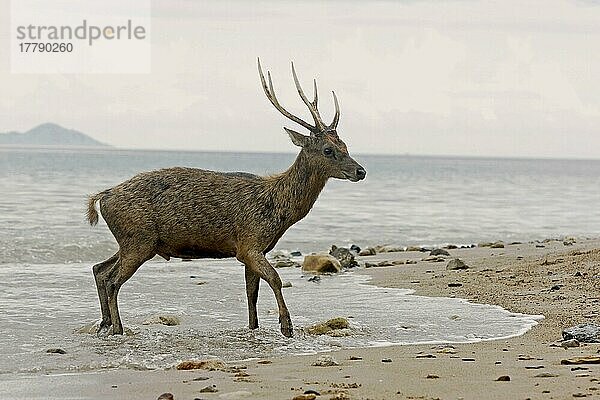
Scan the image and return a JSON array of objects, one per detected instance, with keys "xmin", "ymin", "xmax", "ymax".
[
  {"xmin": 329, "ymin": 91, "xmax": 340, "ymax": 130},
  {"xmin": 312, "ymin": 79, "xmax": 318, "ymax": 108},
  {"xmin": 291, "ymin": 62, "xmax": 326, "ymax": 131},
  {"xmin": 257, "ymin": 58, "xmax": 315, "ymax": 132}
]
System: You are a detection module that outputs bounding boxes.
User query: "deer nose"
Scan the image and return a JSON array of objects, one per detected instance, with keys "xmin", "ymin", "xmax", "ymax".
[{"xmin": 356, "ymin": 167, "xmax": 366, "ymax": 180}]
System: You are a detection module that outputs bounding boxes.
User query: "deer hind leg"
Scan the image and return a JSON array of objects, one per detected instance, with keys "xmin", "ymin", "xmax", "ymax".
[
  {"xmin": 244, "ymin": 265, "xmax": 260, "ymax": 330},
  {"xmin": 238, "ymin": 251, "xmax": 292, "ymax": 337},
  {"xmin": 92, "ymin": 252, "xmax": 119, "ymax": 334},
  {"xmin": 105, "ymin": 249, "xmax": 154, "ymax": 335}
]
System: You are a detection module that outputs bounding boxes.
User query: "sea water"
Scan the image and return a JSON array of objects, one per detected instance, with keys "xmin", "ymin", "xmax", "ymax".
[{"xmin": 1, "ymin": 146, "xmax": 598, "ymax": 374}]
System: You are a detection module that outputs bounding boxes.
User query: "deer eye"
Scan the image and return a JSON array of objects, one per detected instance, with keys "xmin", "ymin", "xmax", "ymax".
[{"xmin": 323, "ymin": 148, "xmax": 333, "ymax": 157}]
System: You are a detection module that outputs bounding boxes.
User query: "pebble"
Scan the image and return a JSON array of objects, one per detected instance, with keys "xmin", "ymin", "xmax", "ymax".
[
  {"xmin": 561, "ymin": 356, "xmax": 600, "ymax": 365},
  {"xmin": 308, "ymin": 276, "xmax": 321, "ymax": 282},
  {"xmin": 199, "ymin": 385, "xmax": 218, "ymax": 393},
  {"xmin": 349, "ymin": 356, "xmax": 363, "ymax": 360},
  {"xmin": 304, "ymin": 389, "xmax": 321, "ymax": 395},
  {"xmin": 142, "ymin": 315, "xmax": 180, "ymax": 326},
  {"xmin": 534, "ymin": 372, "xmax": 559, "ymax": 378},
  {"xmin": 46, "ymin": 348, "xmax": 67, "ymax": 354},
  {"xmin": 291, "ymin": 251, "xmax": 302, "ymax": 257},
  {"xmin": 381, "ymin": 358, "xmax": 392, "ymax": 363},
  {"xmin": 496, "ymin": 376, "xmax": 511, "ymax": 381},
  {"xmin": 358, "ymin": 247, "xmax": 376, "ymax": 256},
  {"xmin": 157, "ymin": 393, "xmax": 174, "ymax": 400},
  {"xmin": 426, "ymin": 374, "xmax": 439, "ymax": 379},
  {"xmin": 446, "ymin": 258, "xmax": 469, "ymax": 270},
  {"xmin": 176, "ymin": 359, "xmax": 226, "ymax": 371},
  {"xmin": 282, "ymin": 281, "xmax": 293, "ymax": 288},
  {"xmin": 306, "ymin": 317, "xmax": 350, "ymax": 335},
  {"xmin": 312, "ymin": 355, "xmax": 339, "ymax": 367},
  {"xmin": 257, "ymin": 360, "xmax": 272, "ymax": 364},
  {"xmin": 292, "ymin": 395, "xmax": 317, "ymax": 400},
  {"xmin": 448, "ymin": 282, "xmax": 463, "ymax": 287},
  {"xmin": 525, "ymin": 365, "xmax": 545, "ymax": 369},
  {"xmin": 561, "ymin": 339, "xmax": 581, "ymax": 348},
  {"xmin": 430, "ymin": 248, "xmax": 450, "ymax": 256}
]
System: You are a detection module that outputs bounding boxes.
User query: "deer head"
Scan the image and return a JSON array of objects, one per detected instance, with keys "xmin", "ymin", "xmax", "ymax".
[{"xmin": 258, "ymin": 59, "xmax": 366, "ymax": 182}]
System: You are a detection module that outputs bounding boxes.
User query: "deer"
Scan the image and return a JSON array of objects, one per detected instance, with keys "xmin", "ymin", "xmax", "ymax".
[{"xmin": 86, "ymin": 59, "xmax": 366, "ymax": 338}]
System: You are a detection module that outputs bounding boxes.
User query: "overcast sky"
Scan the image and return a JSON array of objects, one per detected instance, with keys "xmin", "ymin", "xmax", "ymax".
[{"xmin": 1, "ymin": 0, "xmax": 600, "ymax": 158}]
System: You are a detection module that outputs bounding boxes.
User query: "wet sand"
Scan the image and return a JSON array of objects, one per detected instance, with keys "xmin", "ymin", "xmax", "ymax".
[{"xmin": 1, "ymin": 238, "xmax": 599, "ymax": 399}]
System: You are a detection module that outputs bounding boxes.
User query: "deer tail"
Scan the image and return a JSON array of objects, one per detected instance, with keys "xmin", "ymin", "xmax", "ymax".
[{"xmin": 86, "ymin": 191, "xmax": 106, "ymax": 226}]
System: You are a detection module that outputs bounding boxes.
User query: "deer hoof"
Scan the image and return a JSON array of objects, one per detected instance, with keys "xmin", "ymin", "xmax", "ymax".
[{"xmin": 280, "ymin": 317, "xmax": 293, "ymax": 338}]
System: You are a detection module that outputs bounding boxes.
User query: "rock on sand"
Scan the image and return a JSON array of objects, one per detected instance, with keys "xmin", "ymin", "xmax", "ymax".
[
  {"xmin": 306, "ymin": 317, "xmax": 350, "ymax": 335},
  {"xmin": 302, "ymin": 254, "xmax": 341, "ymax": 274},
  {"xmin": 446, "ymin": 258, "xmax": 469, "ymax": 270}
]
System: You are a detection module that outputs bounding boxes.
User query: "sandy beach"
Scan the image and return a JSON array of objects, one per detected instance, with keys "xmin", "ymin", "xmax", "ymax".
[{"xmin": 2, "ymin": 238, "xmax": 599, "ymax": 400}]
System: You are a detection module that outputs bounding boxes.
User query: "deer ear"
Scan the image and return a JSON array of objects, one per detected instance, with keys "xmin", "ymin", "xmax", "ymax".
[{"xmin": 284, "ymin": 127, "xmax": 310, "ymax": 147}]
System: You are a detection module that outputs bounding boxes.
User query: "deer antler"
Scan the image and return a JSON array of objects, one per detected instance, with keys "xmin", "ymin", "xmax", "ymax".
[{"xmin": 258, "ymin": 58, "xmax": 340, "ymax": 133}]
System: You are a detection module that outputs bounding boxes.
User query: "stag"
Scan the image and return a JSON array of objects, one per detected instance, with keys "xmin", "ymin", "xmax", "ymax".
[{"xmin": 87, "ymin": 59, "xmax": 366, "ymax": 337}]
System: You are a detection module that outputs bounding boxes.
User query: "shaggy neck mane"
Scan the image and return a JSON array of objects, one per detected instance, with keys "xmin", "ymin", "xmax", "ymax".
[{"xmin": 268, "ymin": 149, "xmax": 328, "ymax": 225}]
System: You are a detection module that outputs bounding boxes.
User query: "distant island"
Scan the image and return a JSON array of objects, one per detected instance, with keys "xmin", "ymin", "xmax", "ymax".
[{"xmin": 0, "ymin": 123, "xmax": 109, "ymax": 147}]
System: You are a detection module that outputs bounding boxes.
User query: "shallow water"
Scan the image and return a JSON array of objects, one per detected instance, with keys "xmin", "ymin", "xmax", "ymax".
[{"xmin": 0, "ymin": 259, "xmax": 542, "ymax": 374}]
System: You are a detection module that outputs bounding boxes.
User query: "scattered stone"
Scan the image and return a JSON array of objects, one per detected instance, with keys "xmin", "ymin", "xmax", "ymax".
[
  {"xmin": 536, "ymin": 244, "xmax": 546, "ymax": 248},
  {"xmin": 257, "ymin": 360, "xmax": 272, "ymax": 364},
  {"xmin": 448, "ymin": 282, "xmax": 463, "ymax": 288},
  {"xmin": 308, "ymin": 276, "xmax": 321, "ymax": 283},
  {"xmin": 405, "ymin": 260, "xmax": 417, "ymax": 264},
  {"xmin": 196, "ymin": 281, "xmax": 207, "ymax": 285},
  {"xmin": 312, "ymin": 355, "xmax": 339, "ymax": 367},
  {"xmin": 478, "ymin": 242, "xmax": 493, "ymax": 248},
  {"xmin": 304, "ymin": 389, "xmax": 321, "ymax": 396},
  {"xmin": 572, "ymin": 393, "xmax": 587, "ymax": 398},
  {"xmin": 274, "ymin": 259, "xmax": 301, "ymax": 268},
  {"xmin": 571, "ymin": 367, "xmax": 588, "ymax": 371},
  {"xmin": 426, "ymin": 374, "xmax": 439, "ymax": 379},
  {"xmin": 435, "ymin": 346, "xmax": 457, "ymax": 354},
  {"xmin": 282, "ymin": 281, "xmax": 293, "ymax": 288},
  {"xmin": 416, "ymin": 354, "xmax": 436, "ymax": 359},
  {"xmin": 496, "ymin": 375, "xmax": 511, "ymax": 381},
  {"xmin": 46, "ymin": 348, "xmax": 67, "ymax": 354},
  {"xmin": 446, "ymin": 258, "xmax": 469, "ymax": 270},
  {"xmin": 307, "ymin": 317, "xmax": 350, "ymax": 335},
  {"xmin": 525, "ymin": 365, "xmax": 545, "ymax": 369},
  {"xmin": 142, "ymin": 315, "xmax": 180, "ymax": 326},
  {"xmin": 405, "ymin": 246, "xmax": 423, "ymax": 252},
  {"xmin": 291, "ymin": 251, "xmax": 302, "ymax": 257},
  {"xmin": 517, "ymin": 355, "xmax": 536, "ymax": 361},
  {"xmin": 329, "ymin": 245, "xmax": 358, "ymax": 268},
  {"xmin": 157, "ymin": 393, "xmax": 174, "ymax": 400},
  {"xmin": 490, "ymin": 242, "xmax": 505, "ymax": 249},
  {"xmin": 445, "ymin": 244, "xmax": 458, "ymax": 249},
  {"xmin": 550, "ymin": 284, "xmax": 562, "ymax": 291},
  {"xmin": 392, "ymin": 260, "xmax": 406, "ymax": 265},
  {"xmin": 292, "ymin": 395, "xmax": 316, "ymax": 400},
  {"xmin": 461, "ymin": 358, "xmax": 476, "ymax": 362},
  {"xmin": 381, "ymin": 358, "xmax": 392, "ymax": 363},
  {"xmin": 199, "ymin": 385, "xmax": 218, "ymax": 393},
  {"xmin": 534, "ymin": 372, "xmax": 559, "ymax": 378},
  {"xmin": 422, "ymin": 256, "xmax": 446, "ymax": 262},
  {"xmin": 374, "ymin": 245, "xmax": 404, "ymax": 253},
  {"xmin": 349, "ymin": 356, "xmax": 362, "ymax": 360},
  {"xmin": 182, "ymin": 376, "xmax": 209, "ymax": 383},
  {"xmin": 429, "ymin": 248, "xmax": 450, "ymax": 256},
  {"xmin": 561, "ymin": 339, "xmax": 580, "ymax": 349},
  {"xmin": 561, "ymin": 356, "xmax": 600, "ymax": 365},
  {"xmin": 176, "ymin": 359, "xmax": 226, "ymax": 371},
  {"xmin": 350, "ymin": 244, "xmax": 361, "ymax": 254},
  {"xmin": 358, "ymin": 247, "xmax": 376, "ymax": 256},
  {"xmin": 563, "ymin": 324, "xmax": 600, "ymax": 343},
  {"xmin": 365, "ymin": 260, "xmax": 395, "ymax": 268},
  {"xmin": 563, "ymin": 237, "xmax": 576, "ymax": 246},
  {"xmin": 302, "ymin": 254, "xmax": 342, "ymax": 274}
]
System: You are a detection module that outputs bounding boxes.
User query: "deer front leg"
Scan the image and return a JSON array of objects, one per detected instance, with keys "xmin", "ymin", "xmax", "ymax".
[
  {"xmin": 244, "ymin": 265, "xmax": 260, "ymax": 329},
  {"xmin": 238, "ymin": 250, "xmax": 293, "ymax": 338}
]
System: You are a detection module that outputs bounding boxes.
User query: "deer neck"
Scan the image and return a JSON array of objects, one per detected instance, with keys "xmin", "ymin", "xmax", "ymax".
[{"xmin": 273, "ymin": 149, "xmax": 328, "ymax": 225}]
